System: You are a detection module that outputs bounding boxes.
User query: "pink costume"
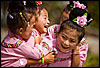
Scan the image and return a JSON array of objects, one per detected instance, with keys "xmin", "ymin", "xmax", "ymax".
[
  {"xmin": 41, "ymin": 24, "xmax": 88, "ymax": 67},
  {"xmin": 1, "ymin": 30, "xmax": 47, "ymax": 67}
]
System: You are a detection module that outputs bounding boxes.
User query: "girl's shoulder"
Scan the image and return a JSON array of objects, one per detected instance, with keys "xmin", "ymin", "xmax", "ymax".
[
  {"xmin": 79, "ymin": 38, "xmax": 88, "ymax": 51},
  {"xmin": 79, "ymin": 38, "xmax": 88, "ymax": 47},
  {"xmin": 45, "ymin": 24, "xmax": 60, "ymax": 39},
  {"xmin": 1, "ymin": 39, "xmax": 23, "ymax": 48},
  {"xmin": 1, "ymin": 34, "xmax": 23, "ymax": 48},
  {"xmin": 49, "ymin": 24, "xmax": 60, "ymax": 31}
]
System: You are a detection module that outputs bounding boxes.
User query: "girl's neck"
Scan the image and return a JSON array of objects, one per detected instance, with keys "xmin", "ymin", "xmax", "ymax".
[{"xmin": 8, "ymin": 30, "xmax": 23, "ymax": 41}]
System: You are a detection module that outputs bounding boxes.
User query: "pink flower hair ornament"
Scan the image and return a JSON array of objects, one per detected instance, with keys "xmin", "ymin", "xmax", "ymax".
[
  {"xmin": 77, "ymin": 15, "xmax": 87, "ymax": 27},
  {"xmin": 73, "ymin": 1, "xmax": 86, "ymax": 9},
  {"xmin": 36, "ymin": 1, "xmax": 42, "ymax": 6},
  {"xmin": 72, "ymin": 13, "xmax": 88, "ymax": 28}
]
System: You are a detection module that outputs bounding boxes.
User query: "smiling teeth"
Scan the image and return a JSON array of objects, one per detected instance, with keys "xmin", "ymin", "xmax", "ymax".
[{"xmin": 62, "ymin": 43, "xmax": 69, "ymax": 48}]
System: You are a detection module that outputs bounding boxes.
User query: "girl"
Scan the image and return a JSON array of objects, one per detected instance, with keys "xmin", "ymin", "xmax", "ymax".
[
  {"xmin": 40, "ymin": 7, "xmax": 93, "ymax": 67},
  {"xmin": 60, "ymin": 1, "xmax": 88, "ymax": 24},
  {"xmin": 1, "ymin": 1, "xmax": 55, "ymax": 67},
  {"xmin": 24, "ymin": 1, "xmax": 58, "ymax": 67},
  {"xmin": 24, "ymin": 1, "xmax": 92, "ymax": 67}
]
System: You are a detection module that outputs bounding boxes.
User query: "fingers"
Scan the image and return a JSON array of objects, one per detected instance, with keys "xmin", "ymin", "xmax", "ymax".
[
  {"xmin": 32, "ymin": 33, "xmax": 37, "ymax": 37},
  {"xmin": 33, "ymin": 33, "xmax": 40, "ymax": 37},
  {"xmin": 49, "ymin": 52, "xmax": 55, "ymax": 55}
]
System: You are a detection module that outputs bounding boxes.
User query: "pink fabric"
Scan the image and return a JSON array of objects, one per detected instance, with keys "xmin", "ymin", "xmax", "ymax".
[
  {"xmin": 43, "ymin": 24, "xmax": 88, "ymax": 67},
  {"xmin": 1, "ymin": 24, "xmax": 88, "ymax": 67},
  {"xmin": 1, "ymin": 30, "xmax": 46, "ymax": 67}
]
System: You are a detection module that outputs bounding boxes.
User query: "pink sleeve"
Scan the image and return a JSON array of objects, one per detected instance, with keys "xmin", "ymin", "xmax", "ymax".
[
  {"xmin": 78, "ymin": 38, "xmax": 88, "ymax": 67},
  {"xmin": 18, "ymin": 36, "xmax": 44, "ymax": 59},
  {"xmin": 45, "ymin": 24, "xmax": 60, "ymax": 40},
  {"xmin": 34, "ymin": 37, "xmax": 54, "ymax": 57}
]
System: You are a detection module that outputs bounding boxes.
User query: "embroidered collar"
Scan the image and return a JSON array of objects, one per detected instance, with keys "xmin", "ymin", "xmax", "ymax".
[
  {"xmin": 1, "ymin": 40, "xmax": 23, "ymax": 48},
  {"xmin": 54, "ymin": 54, "xmax": 72, "ymax": 62}
]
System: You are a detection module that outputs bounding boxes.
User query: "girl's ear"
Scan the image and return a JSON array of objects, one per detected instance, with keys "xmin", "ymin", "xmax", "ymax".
[
  {"xmin": 18, "ymin": 28, "xmax": 24, "ymax": 35},
  {"xmin": 33, "ymin": 23, "xmax": 36, "ymax": 27}
]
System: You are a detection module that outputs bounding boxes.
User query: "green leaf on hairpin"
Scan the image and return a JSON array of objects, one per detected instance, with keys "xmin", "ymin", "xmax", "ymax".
[
  {"xmin": 36, "ymin": 4, "xmax": 38, "ymax": 6},
  {"xmin": 70, "ymin": 5, "xmax": 73, "ymax": 8},
  {"xmin": 83, "ymin": 25, "xmax": 87, "ymax": 28},
  {"xmin": 72, "ymin": 18, "xmax": 77, "ymax": 23},
  {"xmin": 83, "ymin": 13, "xmax": 87, "ymax": 17}
]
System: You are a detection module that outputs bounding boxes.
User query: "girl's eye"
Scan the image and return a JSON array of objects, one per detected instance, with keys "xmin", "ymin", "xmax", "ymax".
[
  {"xmin": 62, "ymin": 35, "xmax": 66, "ymax": 40},
  {"xmin": 44, "ymin": 17, "xmax": 46, "ymax": 19},
  {"xmin": 70, "ymin": 40, "xmax": 75, "ymax": 43}
]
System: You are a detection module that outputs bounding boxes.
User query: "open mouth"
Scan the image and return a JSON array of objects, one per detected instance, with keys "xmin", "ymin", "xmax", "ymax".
[
  {"xmin": 44, "ymin": 24, "xmax": 48, "ymax": 30},
  {"xmin": 61, "ymin": 43, "xmax": 70, "ymax": 49}
]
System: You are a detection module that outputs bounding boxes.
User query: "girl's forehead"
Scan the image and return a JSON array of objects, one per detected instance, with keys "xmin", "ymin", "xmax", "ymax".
[
  {"xmin": 60, "ymin": 28, "xmax": 78, "ymax": 39},
  {"xmin": 40, "ymin": 8, "xmax": 48, "ymax": 16}
]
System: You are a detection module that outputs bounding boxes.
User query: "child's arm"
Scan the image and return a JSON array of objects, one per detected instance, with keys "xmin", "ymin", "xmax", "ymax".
[
  {"xmin": 71, "ymin": 46, "xmax": 80, "ymax": 67},
  {"xmin": 25, "ymin": 52, "xmax": 55, "ymax": 67},
  {"xmin": 71, "ymin": 38, "xmax": 88, "ymax": 67}
]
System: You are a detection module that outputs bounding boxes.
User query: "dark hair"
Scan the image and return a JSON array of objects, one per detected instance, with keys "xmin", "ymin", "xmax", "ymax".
[
  {"xmin": 25, "ymin": 1, "xmax": 46, "ymax": 21},
  {"xmin": 7, "ymin": 1, "xmax": 35, "ymax": 34},
  {"xmin": 69, "ymin": 8, "xmax": 92, "ymax": 26},
  {"xmin": 59, "ymin": 20, "xmax": 85, "ymax": 43},
  {"xmin": 63, "ymin": 1, "xmax": 88, "ymax": 13}
]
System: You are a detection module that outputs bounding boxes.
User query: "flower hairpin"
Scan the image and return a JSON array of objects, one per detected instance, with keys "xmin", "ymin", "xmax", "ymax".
[
  {"xmin": 73, "ymin": 1, "xmax": 86, "ymax": 9},
  {"xmin": 8, "ymin": 13, "xmax": 14, "ymax": 19},
  {"xmin": 36, "ymin": 1, "xmax": 42, "ymax": 6},
  {"xmin": 72, "ymin": 13, "xmax": 88, "ymax": 28},
  {"xmin": 23, "ymin": 1, "xmax": 26, "ymax": 6}
]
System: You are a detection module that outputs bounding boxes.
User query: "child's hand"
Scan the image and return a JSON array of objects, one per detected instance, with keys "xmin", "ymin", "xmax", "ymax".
[
  {"xmin": 44, "ymin": 52, "xmax": 55, "ymax": 64},
  {"xmin": 34, "ymin": 34, "xmax": 41, "ymax": 44}
]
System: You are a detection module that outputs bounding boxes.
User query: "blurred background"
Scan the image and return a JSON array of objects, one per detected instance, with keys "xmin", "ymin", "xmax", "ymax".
[{"xmin": 1, "ymin": 1, "xmax": 99, "ymax": 67}]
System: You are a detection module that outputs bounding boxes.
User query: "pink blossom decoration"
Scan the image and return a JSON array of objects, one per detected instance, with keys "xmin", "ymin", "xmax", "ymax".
[
  {"xmin": 80, "ymin": 4, "xmax": 86, "ymax": 9},
  {"xmin": 36, "ymin": 1, "xmax": 42, "ymax": 5},
  {"xmin": 73, "ymin": 1, "xmax": 86, "ymax": 9},
  {"xmin": 77, "ymin": 15, "xmax": 87, "ymax": 27}
]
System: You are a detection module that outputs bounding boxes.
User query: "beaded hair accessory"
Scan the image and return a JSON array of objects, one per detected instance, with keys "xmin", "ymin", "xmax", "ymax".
[
  {"xmin": 8, "ymin": 13, "xmax": 14, "ymax": 19},
  {"xmin": 19, "ymin": 12, "xmax": 29, "ymax": 26},
  {"xmin": 23, "ymin": 1, "xmax": 42, "ymax": 6}
]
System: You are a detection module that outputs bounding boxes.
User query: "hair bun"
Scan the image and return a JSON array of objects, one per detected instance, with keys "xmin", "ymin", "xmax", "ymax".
[
  {"xmin": 8, "ymin": 1, "xmax": 24, "ymax": 13},
  {"xmin": 69, "ymin": 8, "xmax": 92, "ymax": 28},
  {"xmin": 26, "ymin": 1, "xmax": 37, "ymax": 8}
]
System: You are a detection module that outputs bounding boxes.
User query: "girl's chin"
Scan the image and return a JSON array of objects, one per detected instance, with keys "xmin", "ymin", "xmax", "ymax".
[
  {"xmin": 59, "ymin": 48, "xmax": 69, "ymax": 53},
  {"xmin": 43, "ymin": 29, "xmax": 47, "ymax": 33}
]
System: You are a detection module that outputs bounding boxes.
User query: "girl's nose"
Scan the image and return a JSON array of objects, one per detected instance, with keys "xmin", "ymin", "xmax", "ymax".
[
  {"xmin": 64, "ymin": 40, "xmax": 70, "ymax": 46},
  {"xmin": 47, "ymin": 19, "xmax": 50, "ymax": 24}
]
